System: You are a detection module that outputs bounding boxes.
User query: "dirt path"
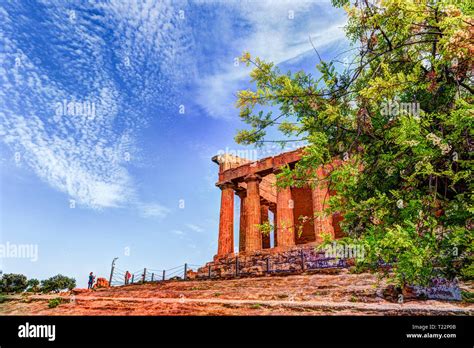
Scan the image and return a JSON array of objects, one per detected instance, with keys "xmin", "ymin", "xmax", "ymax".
[{"xmin": 8, "ymin": 294, "xmax": 474, "ymax": 314}]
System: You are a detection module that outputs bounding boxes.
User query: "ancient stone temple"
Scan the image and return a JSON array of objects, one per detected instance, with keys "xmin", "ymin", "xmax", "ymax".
[
  {"xmin": 213, "ymin": 147, "xmax": 344, "ymax": 258},
  {"xmin": 196, "ymin": 148, "xmax": 346, "ymax": 279}
]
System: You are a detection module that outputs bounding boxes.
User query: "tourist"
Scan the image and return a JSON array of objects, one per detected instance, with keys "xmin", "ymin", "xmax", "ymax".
[
  {"xmin": 124, "ymin": 271, "xmax": 131, "ymax": 285},
  {"xmin": 87, "ymin": 272, "xmax": 95, "ymax": 289}
]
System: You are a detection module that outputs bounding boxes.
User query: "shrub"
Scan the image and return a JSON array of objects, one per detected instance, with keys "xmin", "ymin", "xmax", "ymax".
[
  {"xmin": 41, "ymin": 275, "xmax": 76, "ymax": 293},
  {"xmin": 0, "ymin": 273, "xmax": 28, "ymax": 293},
  {"xmin": 460, "ymin": 260, "xmax": 474, "ymax": 281},
  {"xmin": 461, "ymin": 291, "xmax": 474, "ymax": 303},
  {"xmin": 48, "ymin": 297, "xmax": 65, "ymax": 308}
]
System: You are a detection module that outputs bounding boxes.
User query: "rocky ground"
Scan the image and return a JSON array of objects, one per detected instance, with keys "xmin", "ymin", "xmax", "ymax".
[{"xmin": 1, "ymin": 271, "xmax": 473, "ymax": 316}]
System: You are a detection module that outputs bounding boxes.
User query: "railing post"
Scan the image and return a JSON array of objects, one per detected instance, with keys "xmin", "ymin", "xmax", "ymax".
[
  {"xmin": 142, "ymin": 268, "xmax": 147, "ymax": 283},
  {"xmin": 162, "ymin": 270, "xmax": 166, "ymax": 281},
  {"xmin": 184, "ymin": 263, "xmax": 187, "ymax": 280},
  {"xmin": 108, "ymin": 264, "xmax": 115, "ymax": 286},
  {"xmin": 208, "ymin": 265, "xmax": 211, "ymax": 279},
  {"xmin": 266, "ymin": 258, "xmax": 270, "ymax": 273},
  {"xmin": 151, "ymin": 273, "xmax": 154, "ymax": 282},
  {"xmin": 235, "ymin": 256, "xmax": 239, "ymax": 277},
  {"xmin": 109, "ymin": 257, "xmax": 118, "ymax": 287},
  {"xmin": 131, "ymin": 274, "xmax": 134, "ymax": 283}
]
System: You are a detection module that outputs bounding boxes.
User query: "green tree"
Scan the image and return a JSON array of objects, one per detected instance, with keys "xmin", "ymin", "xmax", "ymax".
[
  {"xmin": 0, "ymin": 273, "xmax": 28, "ymax": 293},
  {"xmin": 235, "ymin": 0, "xmax": 473, "ymax": 287},
  {"xmin": 26, "ymin": 278, "xmax": 41, "ymax": 293},
  {"xmin": 41, "ymin": 274, "xmax": 76, "ymax": 293}
]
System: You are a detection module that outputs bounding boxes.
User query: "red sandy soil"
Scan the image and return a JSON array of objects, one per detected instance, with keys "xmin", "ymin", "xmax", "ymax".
[{"xmin": 1, "ymin": 272, "xmax": 473, "ymax": 316}]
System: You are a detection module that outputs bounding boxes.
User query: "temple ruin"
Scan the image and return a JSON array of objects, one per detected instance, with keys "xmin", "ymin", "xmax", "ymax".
[
  {"xmin": 212, "ymin": 147, "xmax": 343, "ymax": 259},
  {"xmin": 196, "ymin": 148, "xmax": 347, "ymax": 279}
]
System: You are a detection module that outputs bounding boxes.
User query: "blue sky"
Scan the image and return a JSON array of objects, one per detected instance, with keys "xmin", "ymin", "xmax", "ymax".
[{"xmin": 0, "ymin": 0, "xmax": 349, "ymax": 287}]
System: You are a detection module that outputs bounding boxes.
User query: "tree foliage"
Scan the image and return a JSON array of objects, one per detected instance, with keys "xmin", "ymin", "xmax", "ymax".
[
  {"xmin": 0, "ymin": 273, "xmax": 28, "ymax": 293},
  {"xmin": 41, "ymin": 274, "xmax": 76, "ymax": 293},
  {"xmin": 26, "ymin": 278, "xmax": 41, "ymax": 293},
  {"xmin": 235, "ymin": 0, "xmax": 473, "ymax": 286}
]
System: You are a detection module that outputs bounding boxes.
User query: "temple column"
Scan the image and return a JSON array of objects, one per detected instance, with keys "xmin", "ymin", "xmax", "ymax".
[
  {"xmin": 275, "ymin": 171, "xmax": 295, "ymax": 247},
  {"xmin": 236, "ymin": 190, "xmax": 247, "ymax": 252},
  {"xmin": 273, "ymin": 209, "xmax": 278, "ymax": 247},
  {"xmin": 244, "ymin": 174, "xmax": 262, "ymax": 252},
  {"xmin": 312, "ymin": 167, "xmax": 334, "ymax": 243},
  {"xmin": 217, "ymin": 182, "xmax": 234, "ymax": 256},
  {"xmin": 261, "ymin": 204, "xmax": 270, "ymax": 249}
]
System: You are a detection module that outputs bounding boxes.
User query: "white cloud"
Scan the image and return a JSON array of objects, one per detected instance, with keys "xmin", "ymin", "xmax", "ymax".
[
  {"xmin": 0, "ymin": 1, "xmax": 191, "ymax": 211},
  {"xmin": 185, "ymin": 224, "xmax": 204, "ymax": 233},
  {"xmin": 196, "ymin": 1, "xmax": 348, "ymax": 120},
  {"xmin": 139, "ymin": 203, "xmax": 171, "ymax": 219}
]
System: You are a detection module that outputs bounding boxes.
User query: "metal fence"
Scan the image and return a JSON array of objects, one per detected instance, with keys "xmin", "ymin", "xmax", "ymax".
[
  {"xmin": 203, "ymin": 254, "xmax": 349, "ymax": 279},
  {"xmin": 109, "ymin": 263, "xmax": 202, "ymax": 286},
  {"xmin": 109, "ymin": 253, "xmax": 350, "ymax": 286}
]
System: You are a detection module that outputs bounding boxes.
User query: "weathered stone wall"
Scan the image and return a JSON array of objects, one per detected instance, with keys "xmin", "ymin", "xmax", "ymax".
[{"xmin": 198, "ymin": 245, "xmax": 350, "ymax": 280}]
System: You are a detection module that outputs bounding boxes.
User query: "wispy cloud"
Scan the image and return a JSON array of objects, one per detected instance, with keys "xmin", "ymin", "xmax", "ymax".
[
  {"xmin": 0, "ymin": 1, "xmax": 192, "ymax": 210},
  {"xmin": 138, "ymin": 203, "xmax": 170, "ymax": 219},
  {"xmin": 0, "ymin": 0, "xmax": 346, "ymax": 214},
  {"xmin": 172, "ymin": 229, "xmax": 185, "ymax": 236},
  {"xmin": 194, "ymin": 0, "xmax": 348, "ymax": 120},
  {"xmin": 171, "ymin": 230, "xmax": 198, "ymax": 250},
  {"xmin": 185, "ymin": 223, "xmax": 204, "ymax": 233}
]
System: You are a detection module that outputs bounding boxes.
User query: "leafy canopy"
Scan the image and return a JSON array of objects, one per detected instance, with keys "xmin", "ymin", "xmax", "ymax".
[
  {"xmin": 235, "ymin": 0, "xmax": 473, "ymax": 286},
  {"xmin": 0, "ymin": 273, "xmax": 28, "ymax": 293},
  {"xmin": 41, "ymin": 274, "xmax": 76, "ymax": 293}
]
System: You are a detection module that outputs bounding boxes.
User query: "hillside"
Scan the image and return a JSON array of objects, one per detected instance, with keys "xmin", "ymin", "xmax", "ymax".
[{"xmin": 2, "ymin": 271, "xmax": 473, "ymax": 316}]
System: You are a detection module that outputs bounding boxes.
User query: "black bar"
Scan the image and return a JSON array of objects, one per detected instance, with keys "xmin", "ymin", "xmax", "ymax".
[{"xmin": 0, "ymin": 316, "xmax": 471, "ymax": 346}]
